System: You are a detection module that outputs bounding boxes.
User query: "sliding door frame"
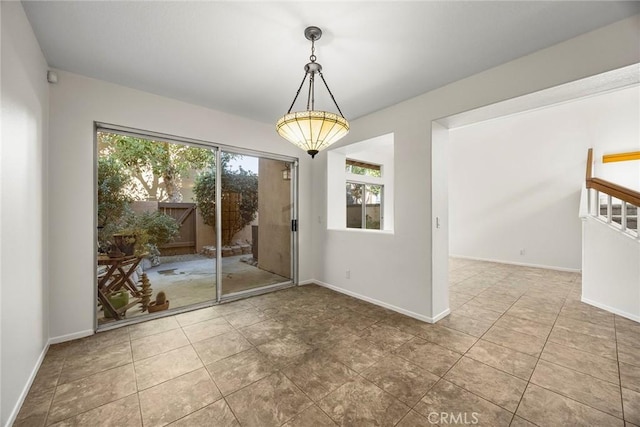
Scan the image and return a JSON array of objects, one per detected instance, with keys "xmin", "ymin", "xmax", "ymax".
[
  {"xmin": 217, "ymin": 149, "xmax": 298, "ymax": 302},
  {"xmin": 94, "ymin": 122, "xmax": 299, "ymax": 331}
]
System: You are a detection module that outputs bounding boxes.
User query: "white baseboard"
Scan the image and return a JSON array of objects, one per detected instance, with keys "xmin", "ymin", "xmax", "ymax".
[
  {"xmin": 581, "ymin": 297, "xmax": 640, "ymax": 323},
  {"xmin": 298, "ymin": 279, "xmax": 316, "ymax": 286},
  {"xmin": 450, "ymin": 254, "xmax": 581, "ymax": 273},
  {"xmin": 313, "ymin": 280, "xmax": 445, "ymax": 323},
  {"xmin": 4, "ymin": 342, "xmax": 50, "ymax": 427},
  {"xmin": 431, "ymin": 307, "xmax": 451, "ymax": 323},
  {"xmin": 49, "ymin": 329, "xmax": 94, "ymax": 345}
]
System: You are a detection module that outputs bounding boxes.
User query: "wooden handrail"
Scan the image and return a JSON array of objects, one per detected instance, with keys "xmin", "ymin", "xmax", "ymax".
[
  {"xmin": 586, "ymin": 148, "xmax": 640, "ymax": 206},
  {"xmin": 586, "ymin": 148, "xmax": 593, "ymax": 181}
]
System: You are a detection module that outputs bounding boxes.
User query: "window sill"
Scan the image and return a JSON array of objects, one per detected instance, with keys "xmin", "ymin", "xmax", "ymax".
[{"xmin": 327, "ymin": 227, "xmax": 394, "ymax": 235}]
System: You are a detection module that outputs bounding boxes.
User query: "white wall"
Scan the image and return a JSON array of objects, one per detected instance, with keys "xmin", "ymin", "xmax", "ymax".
[
  {"xmin": 1, "ymin": 2, "xmax": 50, "ymax": 425},
  {"xmin": 582, "ymin": 217, "xmax": 640, "ymax": 321},
  {"xmin": 48, "ymin": 71, "xmax": 313, "ymax": 341},
  {"xmin": 449, "ymin": 86, "xmax": 640, "ymax": 271},
  {"xmin": 311, "ymin": 15, "xmax": 640, "ymax": 321}
]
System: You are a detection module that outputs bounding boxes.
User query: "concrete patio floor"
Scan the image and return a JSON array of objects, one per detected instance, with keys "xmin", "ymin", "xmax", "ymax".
[{"xmin": 97, "ymin": 254, "xmax": 289, "ymax": 325}]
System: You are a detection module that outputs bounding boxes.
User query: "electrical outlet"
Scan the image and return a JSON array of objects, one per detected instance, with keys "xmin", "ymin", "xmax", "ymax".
[
  {"xmin": 520, "ymin": 249, "xmax": 525, "ymax": 256},
  {"xmin": 345, "ymin": 270, "xmax": 351, "ymax": 279}
]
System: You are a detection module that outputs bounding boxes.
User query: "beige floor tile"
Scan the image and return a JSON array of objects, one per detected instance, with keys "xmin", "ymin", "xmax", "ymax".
[
  {"xmin": 466, "ymin": 296, "xmax": 513, "ymax": 314},
  {"xmin": 395, "ymin": 410, "xmax": 431, "ymax": 427},
  {"xmin": 329, "ymin": 309, "xmax": 379, "ymax": 333},
  {"xmin": 620, "ymin": 362, "xmax": 640, "ymax": 393},
  {"xmin": 517, "ymin": 383, "xmax": 623, "ymax": 426},
  {"xmin": 30, "ymin": 353, "xmax": 64, "ymax": 393},
  {"xmin": 256, "ymin": 334, "xmax": 313, "ymax": 368},
  {"xmin": 66, "ymin": 328, "xmax": 130, "ymax": 353},
  {"xmin": 555, "ymin": 315, "xmax": 617, "ymax": 340},
  {"xmin": 616, "ymin": 316, "xmax": 640, "ymax": 332},
  {"xmin": 281, "ymin": 404, "xmax": 336, "ymax": 427},
  {"xmin": 530, "ymin": 359, "xmax": 623, "ymax": 418},
  {"xmin": 318, "ymin": 377, "xmax": 410, "ymax": 426},
  {"xmin": 47, "ymin": 364, "xmax": 137, "ymax": 424},
  {"xmin": 513, "ymin": 296, "xmax": 563, "ymax": 314},
  {"xmin": 623, "ymin": 387, "xmax": 640, "ymax": 426},
  {"xmin": 130, "ymin": 328, "xmax": 189, "ymax": 361},
  {"xmin": 482, "ymin": 325, "xmax": 546, "ymax": 357},
  {"xmin": 59, "ymin": 341, "xmax": 132, "ymax": 385},
  {"xmin": 134, "ymin": 345, "xmax": 202, "ymax": 390},
  {"xmin": 15, "ymin": 386, "xmax": 55, "ymax": 427},
  {"xmin": 445, "ymin": 357, "xmax": 527, "ymax": 412},
  {"xmin": 541, "ymin": 341, "xmax": 619, "ymax": 384},
  {"xmin": 128, "ymin": 316, "xmax": 179, "ymax": 340},
  {"xmin": 561, "ymin": 301, "xmax": 616, "ymax": 325},
  {"xmin": 505, "ymin": 304, "xmax": 557, "ymax": 325},
  {"xmin": 453, "ymin": 303, "xmax": 502, "ymax": 322},
  {"xmin": 174, "ymin": 307, "xmax": 221, "ymax": 327},
  {"xmin": 618, "ymin": 328, "xmax": 640, "ymax": 349},
  {"xmin": 619, "ymin": 343, "xmax": 640, "ymax": 367},
  {"xmin": 139, "ymin": 368, "xmax": 221, "ymax": 427},
  {"xmin": 48, "ymin": 396, "xmax": 142, "ymax": 427},
  {"xmin": 206, "ymin": 348, "xmax": 276, "ymax": 396},
  {"xmin": 449, "ymin": 291, "xmax": 475, "ymax": 309},
  {"xmin": 548, "ymin": 327, "xmax": 617, "ymax": 360},
  {"xmin": 509, "ymin": 416, "xmax": 537, "ymax": 427},
  {"xmin": 436, "ymin": 313, "xmax": 494, "ymax": 337},
  {"xmin": 182, "ymin": 317, "xmax": 233, "ymax": 344},
  {"xmin": 415, "ymin": 380, "xmax": 513, "ymax": 426},
  {"xmin": 381, "ymin": 312, "xmax": 433, "ymax": 337},
  {"xmin": 466, "ymin": 339, "xmax": 537, "ymax": 380},
  {"xmin": 192, "ymin": 331, "xmax": 252, "ymax": 365},
  {"xmin": 394, "ymin": 337, "xmax": 462, "ymax": 376},
  {"xmin": 20, "ymin": 261, "xmax": 639, "ymax": 427},
  {"xmin": 358, "ymin": 323, "xmax": 415, "ymax": 351},
  {"xmin": 226, "ymin": 372, "xmax": 312, "ymax": 427},
  {"xmin": 281, "ymin": 349, "xmax": 358, "ymax": 401},
  {"xmin": 327, "ymin": 337, "xmax": 386, "ymax": 373},
  {"xmin": 361, "ymin": 353, "xmax": 439, "ymax": 406},
  {"xmin": 238, "ymin": 319, "xmax": 291, "ymax": 346},
  {"xmin": 169, "ymin": 399, "xmax": 238, "ymax": 426},
  {"xmin": 413, "ymin": 324, "xmax": 477, "ymax": 354},
  {"xmin": 211, "ymin": 300, "xmax": 254, "ymax": 316},
  {"xmin": 223, "ymin": 308, "xmax": 270, "ymax": 328},
  {"xmin": 494, "ymin": 314, "xmax": 552, "ymax": 339}
]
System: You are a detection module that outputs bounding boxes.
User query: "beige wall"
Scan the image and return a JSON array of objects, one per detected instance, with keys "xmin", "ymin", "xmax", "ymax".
[{"xmin": 257, "ymin": 159, "xmax": 292, "ymax": 278}]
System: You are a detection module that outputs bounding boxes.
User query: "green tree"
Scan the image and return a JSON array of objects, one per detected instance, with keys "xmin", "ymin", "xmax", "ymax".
[
  {"xmin": 98, "ymin": 132, "xmax": 214, "ymax": 202},
  {"xmin": 97, "ymin": 157, "xmax": 132, "ymax": 244},
  {"xmin": 193, "ymin": 164, "xmax": 258, "ymax": 246}
]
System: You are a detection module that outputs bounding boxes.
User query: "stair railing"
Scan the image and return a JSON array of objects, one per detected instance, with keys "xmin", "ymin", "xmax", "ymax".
[{"xmin": 585, "ymin": 148, "xmax": 640, "ymax": 240}]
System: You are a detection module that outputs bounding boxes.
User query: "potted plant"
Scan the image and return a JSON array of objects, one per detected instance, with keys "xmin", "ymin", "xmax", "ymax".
[{"xmin": 148, "ymin": 291, "xmax": 169, "ymax": 312}]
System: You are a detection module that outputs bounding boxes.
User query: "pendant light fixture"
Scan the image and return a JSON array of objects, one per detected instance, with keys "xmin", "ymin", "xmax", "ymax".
[{"xmin": 276, "ymin": 26, "xmax": 349, "ymax": 158}]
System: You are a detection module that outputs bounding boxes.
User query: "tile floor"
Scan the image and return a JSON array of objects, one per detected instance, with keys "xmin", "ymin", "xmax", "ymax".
[{"xmin": 15, "ymin": 259, "xmax": 640, "ymax": 426}]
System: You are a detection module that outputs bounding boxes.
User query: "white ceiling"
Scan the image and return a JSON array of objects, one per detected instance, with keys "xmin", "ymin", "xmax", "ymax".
[{"xmin": 22, "ymin": 1, "xmax": 639, "ymax": 124}]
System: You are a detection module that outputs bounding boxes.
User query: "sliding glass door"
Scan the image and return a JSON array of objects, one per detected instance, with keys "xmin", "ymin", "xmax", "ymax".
[
  {"xmin": 219, "ymin": 151, "xmax": 294, "ymax": 298},
  {"xmin": 95, "ymin": 124, "xmax": 297, "ymax": 329}
]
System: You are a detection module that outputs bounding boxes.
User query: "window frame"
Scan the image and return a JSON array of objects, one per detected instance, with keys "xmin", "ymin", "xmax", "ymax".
[{"xmin": 345, "ymin": 161, "xmax": 385, "ymax": 230}]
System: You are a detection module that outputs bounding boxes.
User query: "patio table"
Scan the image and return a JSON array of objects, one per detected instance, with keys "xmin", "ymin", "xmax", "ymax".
[{"xmin": 97, "ymin": 254, "xmax": 147, "ymax": 320}]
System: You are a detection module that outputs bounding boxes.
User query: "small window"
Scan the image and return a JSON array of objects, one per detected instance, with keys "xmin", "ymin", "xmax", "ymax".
[
  {"xmin": 346, "ymin": 159, "xmax": 381, "ymax": 177},
  {"xmin": 346, "ymin": 182, "xmax": 383, "ymax": 230}
]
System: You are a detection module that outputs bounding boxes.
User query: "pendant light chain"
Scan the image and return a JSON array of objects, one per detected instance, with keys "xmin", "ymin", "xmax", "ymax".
[
  {"xmin": 319, "ymin": 72, "xmax": 345, "ymax": 118},
  {"xmin": 286, "ymin": 73, "xmax": 308, "ymax": 114}
]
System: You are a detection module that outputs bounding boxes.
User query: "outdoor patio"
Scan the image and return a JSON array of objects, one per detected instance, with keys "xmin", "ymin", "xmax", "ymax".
[{"xmin": 97, "ymin": 254, "xmax": 289, "ymax": 325}]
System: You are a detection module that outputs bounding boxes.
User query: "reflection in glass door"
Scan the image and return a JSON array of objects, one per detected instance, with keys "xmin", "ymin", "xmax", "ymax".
[{"xmin": 219, "ymin": 152, "xmax": 294, "ymax": 297}]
